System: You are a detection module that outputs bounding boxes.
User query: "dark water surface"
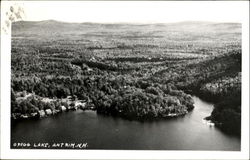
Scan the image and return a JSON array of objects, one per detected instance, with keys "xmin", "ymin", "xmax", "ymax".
[{"xmin": 11, "ymin": 96, "xmax": 240, "ymax": 150}]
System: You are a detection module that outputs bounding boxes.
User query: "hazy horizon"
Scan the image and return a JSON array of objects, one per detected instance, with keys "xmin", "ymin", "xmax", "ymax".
[{"xmin": 14, "ymin": 19, "xmax": 242, "ymax": 25}]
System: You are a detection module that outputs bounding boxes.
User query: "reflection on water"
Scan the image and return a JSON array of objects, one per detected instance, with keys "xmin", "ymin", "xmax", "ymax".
[{"xmin": 11, "ymin": 96, "xmax": 240, "ymax": 150}]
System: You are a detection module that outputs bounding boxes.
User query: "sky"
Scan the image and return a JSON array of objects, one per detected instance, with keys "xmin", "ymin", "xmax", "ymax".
[{"xmin": 6, "ymin": 1, "xmax": 250, "ymax": 23}]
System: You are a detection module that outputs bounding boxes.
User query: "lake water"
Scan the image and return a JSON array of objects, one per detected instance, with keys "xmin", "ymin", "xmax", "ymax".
[{"xmin": 11, "ymin": 96, "xmax": 240, "ymax": 150}]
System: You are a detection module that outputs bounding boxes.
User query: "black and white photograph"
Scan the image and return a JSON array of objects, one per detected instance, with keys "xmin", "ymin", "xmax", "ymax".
[{"xmin": 1, "ymin": 1, "xmax": 249, "ymax": 159}]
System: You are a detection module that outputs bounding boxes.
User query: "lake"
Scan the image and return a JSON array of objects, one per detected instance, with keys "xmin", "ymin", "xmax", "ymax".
[{"xmin": 11, "ymin": 96, "xmax": 240, "ymax": 150}]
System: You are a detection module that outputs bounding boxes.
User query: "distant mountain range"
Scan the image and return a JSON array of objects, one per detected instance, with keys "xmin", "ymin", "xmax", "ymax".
[
  {"xmin": 12, "ymin": 20, "xmax": 241, "ymax": 31},
  {"xmin": 12, "ymin": 20, "xmax": 241, "ymax": 43}
]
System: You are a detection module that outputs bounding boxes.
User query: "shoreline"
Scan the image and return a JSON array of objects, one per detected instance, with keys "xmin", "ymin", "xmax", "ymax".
[{"xmin": 11, "ymin": 107, "xmax": 189, "ymax": 121}]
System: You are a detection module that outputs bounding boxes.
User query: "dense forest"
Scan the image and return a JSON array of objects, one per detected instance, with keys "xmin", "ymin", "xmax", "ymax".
[{"xmin": 11, "ymin": 21, "xmax": 241, "ymax": 134}]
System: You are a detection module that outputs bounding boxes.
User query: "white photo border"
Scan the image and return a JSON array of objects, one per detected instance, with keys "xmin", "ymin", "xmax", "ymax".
[{"xmin": 1, "ymin": 1, "xmax": 249, "ymax": 159}]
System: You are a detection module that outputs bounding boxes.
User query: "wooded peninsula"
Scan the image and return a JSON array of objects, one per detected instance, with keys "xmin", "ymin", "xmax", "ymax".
[{"xmin": 11, "ymin": 21, "xmax": 241, "ymax": 135}]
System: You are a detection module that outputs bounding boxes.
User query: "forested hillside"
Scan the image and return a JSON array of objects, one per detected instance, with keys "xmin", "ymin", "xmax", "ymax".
[{"xmin": 11, "ymin": 20, "xmax": 241, "ymax": 134}]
